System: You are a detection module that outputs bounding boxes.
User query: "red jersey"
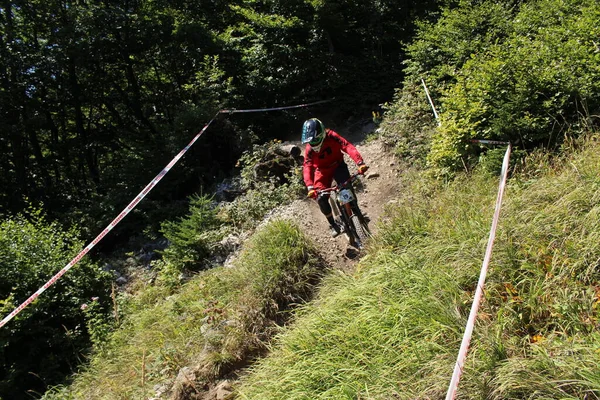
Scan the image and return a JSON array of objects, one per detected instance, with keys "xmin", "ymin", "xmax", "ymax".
[{"xmin": 303, "ymin": 129, "xmax": 364, "ymax": 190}]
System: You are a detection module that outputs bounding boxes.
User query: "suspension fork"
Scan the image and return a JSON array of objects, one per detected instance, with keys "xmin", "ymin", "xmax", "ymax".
[{"xmin": 343, "ymin": 202, "xmax": 353, "ymax": 218}]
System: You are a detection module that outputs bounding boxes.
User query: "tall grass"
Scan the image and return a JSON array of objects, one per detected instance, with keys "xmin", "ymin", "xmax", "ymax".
[
  {"xmin": 42, "ymin": 219, "xmax": 322, "ymax": 399},
  {"xmin": 236, "ymin": 136, "xmax": 600, "ymax": 399}
]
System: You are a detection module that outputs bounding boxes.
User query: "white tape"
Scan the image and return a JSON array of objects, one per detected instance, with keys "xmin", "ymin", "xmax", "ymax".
[
  {"xmin": 471, "ymin": 139, "xmax": 510, "ymax": 145},
  {"xmin": 0, "ymin": 115, "xmax": 218, "ymax": 329},
  {"xmin": 0, "ymin": 99, "xmax": 334, "ymax": 329},
  {"xmin": 445, "ymin": 143, "xmax": 512, "ymax": 399},
  {"xmin": 421, "ymin": 78, "xmax": 441, "ymax": 126},
  {"xmin": 220, "ymin": 98, "xmax": 332, "ymax": 114}
]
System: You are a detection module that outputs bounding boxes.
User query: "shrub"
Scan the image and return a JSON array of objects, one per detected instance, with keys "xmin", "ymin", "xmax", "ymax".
[
  {"xmin": 219, "ymin": 179, "xmax": 304, "ymax": 230},
  {"xmin": 0, "ymin": 210, "xmax": 112, "ymax": 398},
  {"xmin": 427, "ymin": 0, "xmax": 600, "ymax": 176},
  {"xmin": 160, "ymin": 194, "xmax": 227, "ymax": 274},
  {"xmin": 377, "ymin": 81, "xmax": 438, "ymax": 166},
  {"xmin": 220, "ymin": 139, "xmax": 304, "ymax": 229}
]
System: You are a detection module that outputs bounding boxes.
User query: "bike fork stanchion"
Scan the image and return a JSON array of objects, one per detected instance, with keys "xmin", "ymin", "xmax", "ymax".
[
  {"xmin": 328, "ymin": 194, "xmax": 341, "ymax": 219},
  {"xmin": 343, "ymin": 202, "xmax": 360, "ymax": 248}
]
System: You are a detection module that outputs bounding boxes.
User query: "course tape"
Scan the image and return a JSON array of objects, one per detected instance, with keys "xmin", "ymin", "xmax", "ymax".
[
  {"xmin": 471, "ymin": 139, "xmax": 509, "ymax": 145},
  {"xmin": 421, "ymin": 78, "xmax": 440, "ymax": 126},
  {"xmin": 220, "ymin": 98, "xmax": 332, "ymax": 114},
  {"xmin": 0, "ymin": 114, "xmax": 219, "ymax": 329},
  {"xmin": 0, "ymin": 98, "xmax": 332, "ymax": 329},
  {"xmin": 445, "ymin": 142, "xmax": 512, "ymax": 399}
]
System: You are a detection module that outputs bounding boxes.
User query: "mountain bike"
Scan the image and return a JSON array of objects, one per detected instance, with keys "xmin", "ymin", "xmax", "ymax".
[{"xmin": 319, "ymin": 173, "xmax": 371, "ymax": 249}]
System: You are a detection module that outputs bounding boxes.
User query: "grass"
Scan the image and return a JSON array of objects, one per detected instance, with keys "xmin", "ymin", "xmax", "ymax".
[
  {"xmin": 42, "ymin": 219, "xmax": 322, "ymax": 399},
  {"xmin": 42, "ymin": 135, "xmax": 600, "ymax": 399},
  {"xmin": 235, "ymin": 135, "xmax": 600, "ymax": 399}
]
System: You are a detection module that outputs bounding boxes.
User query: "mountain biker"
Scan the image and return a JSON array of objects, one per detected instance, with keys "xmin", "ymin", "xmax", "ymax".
[{"xmin": 301, "ymin": 118, "xmax": 369, "ymax": 237}]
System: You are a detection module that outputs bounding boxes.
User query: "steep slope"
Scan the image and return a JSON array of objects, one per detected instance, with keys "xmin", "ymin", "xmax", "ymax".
[
  {"xmin": 260, "ymin": 137, "xmax": 403, "ymax": 273},
  {"xmin": 235, "ymin": 136, "xmax": 600, "ymax": 399}
]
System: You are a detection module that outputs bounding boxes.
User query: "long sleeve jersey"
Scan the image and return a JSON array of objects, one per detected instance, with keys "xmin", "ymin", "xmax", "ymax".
[{"xmin": 303, "ymin": 129, "xmax": 364, "ymax": 190}]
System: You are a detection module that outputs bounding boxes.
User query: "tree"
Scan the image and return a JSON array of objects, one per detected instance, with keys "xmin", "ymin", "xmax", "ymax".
[{"xmin": 0, "ymin": 211, "xmax": 112, "ymax": 399}]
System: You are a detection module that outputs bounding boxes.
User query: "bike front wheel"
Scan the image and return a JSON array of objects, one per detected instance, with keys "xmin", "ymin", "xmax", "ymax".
[{"xmin": 351, "ymin": 214, "xmax": 369, "ymax": 248}]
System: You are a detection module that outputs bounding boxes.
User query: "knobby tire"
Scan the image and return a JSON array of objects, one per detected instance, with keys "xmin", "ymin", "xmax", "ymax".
[{"xmin": 351, "ymin": 214, "xmax": 369, "ymax": 248}]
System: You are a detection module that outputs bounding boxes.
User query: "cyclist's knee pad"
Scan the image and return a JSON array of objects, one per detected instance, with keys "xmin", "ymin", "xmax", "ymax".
[{"xmin": 317, "ymin": 194, "xmax": 332, "ymax": 215}]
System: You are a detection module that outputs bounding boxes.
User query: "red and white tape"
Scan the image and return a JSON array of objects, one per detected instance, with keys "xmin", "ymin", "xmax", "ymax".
[
  {"xmin": 445, "ymin": 143, "xmax": 512, "ymax": 399},
  {"xmin": 470, "ymin": 139, "xmax": 510, "ymax": 145},
  {"xmin": 220, "ymin": 98, "xmax": 332, "ymax": 114},
  {"xmin": 0, "ymin": 115, "xmax": 219, "ymax": 329},
  {"xmin": 0, "ymin": 99, "xmax": 332, "ymax": 329}
]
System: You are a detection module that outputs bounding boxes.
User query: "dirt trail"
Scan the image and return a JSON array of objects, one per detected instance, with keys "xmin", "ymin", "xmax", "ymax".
[
  {"xmin": 261, "ymin": 132, "xmax": 403, "ymax": 272},
  {"xmin": 174, "ymin": 132, "xmax": 404, "ymax": 400}
]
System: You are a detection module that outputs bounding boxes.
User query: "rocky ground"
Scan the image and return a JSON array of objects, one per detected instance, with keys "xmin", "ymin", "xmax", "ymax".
[
  {"xmin": 198, "ymin": 130, "xmax": 405, "ymax": 400},
  {"xmin": 259, "ymin": 126, "xmax": 404, "ymax": 273}
]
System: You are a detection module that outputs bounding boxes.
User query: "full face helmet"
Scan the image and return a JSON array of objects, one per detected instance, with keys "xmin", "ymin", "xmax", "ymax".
[{"xmin": 301, "ymin": 118, "xmax": 326, "ymax": 152}]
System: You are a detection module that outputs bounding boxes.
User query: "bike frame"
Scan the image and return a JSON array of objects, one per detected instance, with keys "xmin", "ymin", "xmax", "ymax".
[{"xmin": 318, "ymin": 173, "xmax": 370, "ymax": 249}]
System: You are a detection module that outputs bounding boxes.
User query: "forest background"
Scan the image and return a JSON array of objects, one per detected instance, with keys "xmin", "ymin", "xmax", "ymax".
[
  {"xmin": 1, "ymin": 0, "xmax": 443, "ymax": 396},
  {"xmin": 1, "ymin": 0, "xmax": 599, "ymax": 398}
]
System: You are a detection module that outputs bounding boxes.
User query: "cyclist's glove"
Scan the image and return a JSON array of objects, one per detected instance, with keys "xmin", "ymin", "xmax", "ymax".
[
  {"xmin": 307, "ymin": 186, "xmax": 317, "ymax": 199},
  {"xmin": 358, "ymin": 163, "xmax": 369, "ymax": 174}
]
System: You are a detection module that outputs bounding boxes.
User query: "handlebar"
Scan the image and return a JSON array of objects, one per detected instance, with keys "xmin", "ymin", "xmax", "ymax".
[{"xmin": 317, "ymin": 173, "xmax": 362, "ymax": 195}]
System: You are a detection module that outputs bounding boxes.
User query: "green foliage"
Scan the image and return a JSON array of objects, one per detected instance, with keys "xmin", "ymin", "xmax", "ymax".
[
  {"xmin": 81, "ymin": 297, "xmax": 114, "ymax": 350},
  {"xmin": 220, "ymin": 180, "xmax": 304, "ymax": 230},
  {"xmin": 236, "ymin": 220, "xmax": 321, "ymax": 321},
  {"xmin": 0, "ymin": 210, "xmax": 112, "ymax": 398},
  {"xmin": 382, "ymin": 0, "xmax": 600, "ymax": 177},
  {"xmin": 237, "ymin": 139, "xmax": 286, "ymax": 189},
  {"xmin": 376, "ymin": 81, "xmax": 439, "ymax": 166},
  {"xmin": 0, "ymin": 0, "xmax": 445, "ymax": 249},
  {"xmin": 236, "ymin": 135, "xmax": 600, "ymax": 398},
  {"xmin": 154, "ymin": 137, "xmax": 306, "ymax": 289},
  {"xmin": 430, "ymin": 0, "xmax": 600, "ymax": 175},
  {"xmin": 41, "ymin": 220, "xmax": 321, "ymax": 400},
  {"xmin": 160, "ymin": 194, "xmax": 227, "ymax": 274},
  {"xmin": 404, "ymin": 0, "xmax": 516, "ymax": 85},
  {"xmin": 218, "ymin": 139, "xmax": 305, "ymax": 229},
  {"xmin": 380, "ymin": 0, "xmax": 517, "ymax": 171},
  {"xmin": 182, "ymin": 55, "xmax": 236, "ymax": 106}
]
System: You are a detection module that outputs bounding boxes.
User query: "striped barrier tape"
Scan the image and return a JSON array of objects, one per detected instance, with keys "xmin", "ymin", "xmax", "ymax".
[
  {"xmin": 445, "ymin": 142, "xmax": 512, "ymax": 399},
  {"xmin": 471, "ymin": 139, "xmax": 510, "ymax": 145},
  {"xmin": 220, "ymin": 98, "xmax": 333, "ymax": 114},
  {"xmin": 0, "ymin": 99, "xmax": 332, "ymax": 329},
  {"xmin": 0, "ymin": 114, "xmax": 219, "ymax": 329}
]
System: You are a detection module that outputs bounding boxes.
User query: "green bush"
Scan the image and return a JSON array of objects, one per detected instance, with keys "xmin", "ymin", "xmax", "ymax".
[
  {"xmin": 0, "ymin": 210, "xmax": 112, "ymax": 399},
  {"xmin": 404, "ymin": 0, "xmax": 515, "ymax": 86},
  {"xmin": 220, "ymin": 179, "xmax": 304, "ymax": 230},
  {"xmin": 221, "ymin": 139, "xmax": 304, "ymax": 229},
  {"xmin": 41, "ymin": 219, "xmax": 322, "ymax": 399},
  {"xmin": 159, "ymin": 194, "xmax": 227, "ymax": 274},
  {"xmin": 384, "ymin": 0, "xmax": 600, "ymax": 177},
  {"xmin": 426, "ymin": 0, "xmax": 600, "ymax": 176},
  {"xmin": 377, "ymin": 81, "xmax": 438, "ymax": 166}
]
